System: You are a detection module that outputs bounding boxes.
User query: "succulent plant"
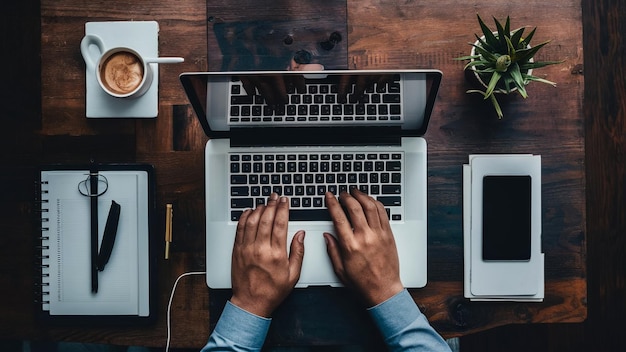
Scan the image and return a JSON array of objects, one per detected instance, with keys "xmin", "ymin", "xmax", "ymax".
[{"xmin": 456, "ymin": 15, "xmax": 563, "ymax": 118}]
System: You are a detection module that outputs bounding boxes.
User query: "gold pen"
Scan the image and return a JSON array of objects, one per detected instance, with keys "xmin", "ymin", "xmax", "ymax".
[{"xmin": 165, "ymin": 203, "xmax": 173, "ymax": 259}]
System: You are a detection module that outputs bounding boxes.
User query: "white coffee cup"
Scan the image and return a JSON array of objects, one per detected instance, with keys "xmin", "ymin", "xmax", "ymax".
[{"xmin": 80, "ymin": 34, "xmax": 184, "ymax": 98}]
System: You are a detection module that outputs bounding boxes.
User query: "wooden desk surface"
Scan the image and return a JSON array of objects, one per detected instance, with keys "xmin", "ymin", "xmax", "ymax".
[{"xmin": 1, "ymin": 0, "xmax": 585, "ymax": 348}]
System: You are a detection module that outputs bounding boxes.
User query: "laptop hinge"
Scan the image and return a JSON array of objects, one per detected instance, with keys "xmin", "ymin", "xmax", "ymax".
[{"xmin": 229, "ymin": 127, "xmax": 403, "ymax": 148}]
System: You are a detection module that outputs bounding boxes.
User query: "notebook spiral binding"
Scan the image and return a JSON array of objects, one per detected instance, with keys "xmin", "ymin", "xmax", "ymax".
[{"xmin": 35, "ymin": 180, "xmax": 51, "ymax": 308}]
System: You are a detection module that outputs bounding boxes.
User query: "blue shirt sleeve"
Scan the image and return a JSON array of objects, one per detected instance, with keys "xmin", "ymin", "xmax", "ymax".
[
  {"xmin": 201, "ymin": 301, "xmax": 271, "ymax": 352},
  {"xmin": 367, "ymin": 289, "xmax": 452, "ymax": 352},
  {"xmin": 202, "ymin": 290, "xmax": 450, "ymax": 352}
]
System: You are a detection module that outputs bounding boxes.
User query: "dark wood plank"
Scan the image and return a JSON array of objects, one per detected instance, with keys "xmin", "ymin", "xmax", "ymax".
[
  {"xmin": 581, "ymin": 0, "xmax": 626, "ymax": 345},
  {"xmin": 207, "ymin": 0, "xmax": 348, "ymax": 71}
]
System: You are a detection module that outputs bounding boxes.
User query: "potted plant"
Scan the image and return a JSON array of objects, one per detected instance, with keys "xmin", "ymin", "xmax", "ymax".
[{"xmin": 456, "ymin": 15, "xmax": 562, "ymax": 118}]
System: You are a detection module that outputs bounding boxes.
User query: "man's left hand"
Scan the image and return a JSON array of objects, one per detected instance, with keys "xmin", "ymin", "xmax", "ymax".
[{"xmin": 230, "ymin": 193, "xmax": 305, "ymax": 317}]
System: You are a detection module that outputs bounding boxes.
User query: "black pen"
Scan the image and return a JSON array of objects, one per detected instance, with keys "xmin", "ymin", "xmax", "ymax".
[
  {"xmin": 89, "ymin": 164, "xmax": 99, "ymax": 293},
  {"xmin": 97, "ymin": 200, "xmax": 120, "ymax": 271}
]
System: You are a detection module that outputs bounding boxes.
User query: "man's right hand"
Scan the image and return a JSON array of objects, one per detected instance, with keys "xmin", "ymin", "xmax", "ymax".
[{"xmin": 323, "ymin": 189, "xmax": 405, "ymax": 306}]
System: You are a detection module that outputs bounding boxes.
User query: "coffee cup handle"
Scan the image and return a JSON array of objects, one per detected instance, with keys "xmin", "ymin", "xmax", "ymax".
[{"xmin": 80, "ymin": 34, "xmax": 106, "ymax": 71}]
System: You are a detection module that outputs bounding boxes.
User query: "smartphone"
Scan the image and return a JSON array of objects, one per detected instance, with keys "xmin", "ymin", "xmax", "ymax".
[{"xmin": 482, "ymin": 175, "xmax": 532, "ymax": 261}]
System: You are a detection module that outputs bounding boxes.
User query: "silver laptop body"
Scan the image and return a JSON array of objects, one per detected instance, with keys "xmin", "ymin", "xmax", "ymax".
[{"xmin": 180, "ymin": 69, "xmax": 442, "ymax": 289}]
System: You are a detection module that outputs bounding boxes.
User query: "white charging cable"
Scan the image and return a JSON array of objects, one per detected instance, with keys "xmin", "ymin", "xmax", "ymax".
[{"xmin": 166, "ymin": 271, "xmax": 206, "ymax": 352}]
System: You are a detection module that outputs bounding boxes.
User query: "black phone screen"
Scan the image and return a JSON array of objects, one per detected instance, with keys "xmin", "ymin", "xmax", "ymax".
[{"xmin": 482, "ymin": 175, "xmax": 532, "ymax": 261}]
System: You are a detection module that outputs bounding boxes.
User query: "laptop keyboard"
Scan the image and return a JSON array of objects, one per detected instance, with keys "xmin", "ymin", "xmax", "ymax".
[
  {"xmin": 228, "ymin": 75, "xmax": 403, "ymax": 126},
  {"xmin": 229, "ymin": 151, "xmax": 403, "ymax": 222}
]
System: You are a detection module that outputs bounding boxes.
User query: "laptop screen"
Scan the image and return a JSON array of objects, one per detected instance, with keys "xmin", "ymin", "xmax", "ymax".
[{"xmin": 180, "ymin": 70, "xmax": 441, "ymax": 140}]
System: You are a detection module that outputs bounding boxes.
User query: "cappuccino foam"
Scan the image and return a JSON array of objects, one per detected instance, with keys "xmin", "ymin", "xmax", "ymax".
[{"xmin": 100, "ymin": 51, "xmax": 144, "ymax": 95}]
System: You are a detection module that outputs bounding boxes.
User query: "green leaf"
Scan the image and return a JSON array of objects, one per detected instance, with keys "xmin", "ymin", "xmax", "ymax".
[
  {"xmin": 489, "ymin": 94, "xmax": 504, "ymax": 119},
  {"xmin": 467, "ymin": 89, "xmax": 487, "ymax": 96},
  {"xmin": 505, "ymin": 36, "xmax": 517, "ymax": 58},
  {"xmin": 473, "ymin": 67, "xmax": 497, "ymax": 74},
  {"xmin": 520, "ymin": 60, "xmax": 564, "ymax": 70},
  {"xmin": 515, "ymin": 40, "xmax": 550, "ymax": 63},
  {"xmin": 454, "ymin": 54, "xmax": 481, "ymax": 61},
  {"xmin": 473, "ymin": 44, "xmax": 499, "ymax": 62},
  {"xmin": 522, "ymin": 27, "xmax": 537, "ymax": 46},
  {"xmin": 477, "ymin": 14, "xmax": 499, "ymax": 48},
  {"xmin": 523, "ymin": 74, "xmax": 558, "ymax": 87},
  {"xmin": 508, "ymin": 63, "xmax": 528, "ymax": 98},
  {"xmin": 484, "ymin": 70, "xmax": 502, "ymax": 99},
  {"xmin": 474, "ymin": 34, "xmax": 496, "ymax": 53},
  {"xmin": 504, "ymin": 16, "xmax": 511, "ymax": 37},
  {"xmin": 510, "ymin": 27, "xmax": 526, "ymax": 49},
  {"xmin": 494, "ymin": 16, "xmax": 509, "ymax": 51},
  {"xmin": 464, "ymin": 61, "xmax": 491, "ymax": 71}
]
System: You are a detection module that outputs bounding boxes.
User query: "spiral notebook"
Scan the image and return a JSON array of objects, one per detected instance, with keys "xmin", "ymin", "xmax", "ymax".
[{"xmin": 36, "ymin": 164, "xmax": 155, "ymax": 324}]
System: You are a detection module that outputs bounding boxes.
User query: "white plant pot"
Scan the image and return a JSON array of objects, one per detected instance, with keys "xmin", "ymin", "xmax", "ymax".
[{"xmin": 469, "ymin": 35, "xmax": 533, "ymax": 95}]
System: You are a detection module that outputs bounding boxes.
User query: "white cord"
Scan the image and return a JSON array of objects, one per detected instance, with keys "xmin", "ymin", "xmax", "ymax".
[{"xmin": 166, "ymin": 271, "xmax": 206, "ymax": 352}]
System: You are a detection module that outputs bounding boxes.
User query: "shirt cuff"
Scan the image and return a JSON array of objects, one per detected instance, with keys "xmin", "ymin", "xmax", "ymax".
[
  {"xmin": 212, "ymin": 300, "xmax": 272, "ymax": 350},
  {"xmin": 366, "ymin": 289, "xmax": 421, "ymax": 338}
]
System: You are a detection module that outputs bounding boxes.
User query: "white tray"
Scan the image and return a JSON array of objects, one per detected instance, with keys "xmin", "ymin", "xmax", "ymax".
[{"xmin": 84, "ymin": 21, "xmax": 159, "ymax": 118}]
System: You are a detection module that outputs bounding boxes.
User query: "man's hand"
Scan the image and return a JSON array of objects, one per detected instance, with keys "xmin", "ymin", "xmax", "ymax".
[
  {"xmin": 336, "ymin": 74, "xmax": 396, "ymax": 104},
  {"xmin": 324, "ymin": 189, "xmax": 404, "ymax": 306},
  {"xmin": 230, "ymin": 193, "xmax": 305, "ymax": 317},
  {"xmin": 240, "ymin": 74, "xmax": 308, "ymax": 107}
]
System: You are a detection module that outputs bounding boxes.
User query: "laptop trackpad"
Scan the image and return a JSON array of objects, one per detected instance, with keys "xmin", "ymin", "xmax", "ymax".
[{"xmin": 289, "ymin": 227, "xmax": 341, "ymax": 287}]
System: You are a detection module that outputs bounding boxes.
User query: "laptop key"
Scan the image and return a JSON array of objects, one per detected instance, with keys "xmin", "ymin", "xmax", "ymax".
[
  {"xmin": 377, "ymin": 196, "xmax": 401, "ymax": 206},
  {"xmin": 231, "ymin": 95, "xmax": 254, "ymax": 105},
  {"xmin": 382, "ymin": 185, "xmax": 401, "ymax": 194},
  {"xmin": 231, "ymin": 175, "xmax": 247, "ymax": 184},
  {"xmin": 231, "ymin": 186, "xmax": 249, "ymax": 196},
  {"xmin": 386, "ymin": 161, "xmax": 402, "ymax": 171},
  {"xmin": 289, "ymin": 209, "xmax": 331, "ymax": 221},
  {"xmin": 231, "ymin": 198, "xmax": 254, "ymax": 208},
  {"xmin": 383, "ymin": 94, "xmax": 401, "ymax": 103},
  {"xmin": 231, "ymin": 211, "xmax": 244, "ymax": 221}
]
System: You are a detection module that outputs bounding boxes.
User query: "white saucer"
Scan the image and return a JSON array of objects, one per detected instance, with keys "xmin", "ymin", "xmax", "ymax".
[{"xmin": 84, "ymin": 21, "xmax": 159, "ymax": 118}]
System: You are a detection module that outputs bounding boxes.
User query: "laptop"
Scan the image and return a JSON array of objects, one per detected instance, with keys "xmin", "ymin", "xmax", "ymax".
[{"xmin": 179, "ymin": 69, "xmax": 442, "ymax": 289}]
